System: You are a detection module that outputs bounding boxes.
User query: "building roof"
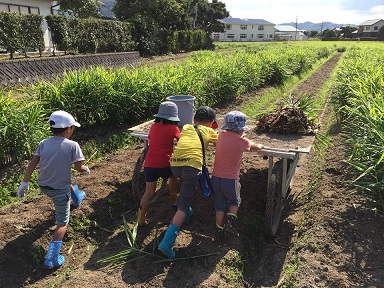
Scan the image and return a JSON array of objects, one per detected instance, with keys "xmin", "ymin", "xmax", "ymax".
[
  {"xmin": 359, "ymin": 19, "xmax": 383, "ymax": 26},
  {"xmin": 275, "ymin": 25, "xmax": 302, "ymax": 32},
  {"xmin": 220, "ymin": 17, "xmax": 274, "ymax": 25}
]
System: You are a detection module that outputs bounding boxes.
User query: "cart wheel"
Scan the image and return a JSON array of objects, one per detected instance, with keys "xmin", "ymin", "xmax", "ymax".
[
  {"xmin": 265, "ymin": 160, "xmax": 284, "ymax": 236},
  {"xmin": 132, "ymin": 147, "xmax": 167, "ymax": 205}
]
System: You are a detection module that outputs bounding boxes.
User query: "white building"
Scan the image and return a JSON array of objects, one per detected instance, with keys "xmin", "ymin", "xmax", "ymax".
[
  {"xmin": 212, "ymin": 17, "xmax": 275, "ymax": 42},
  {"xmin": 357, "ymin": 19, "xmax": 384, "ymax": 38},
  {"xmin": 0, "ymin": 1, "xmax": 58, "ymax": 50},
  {"xmin": 275, "ymin": 25, "xmax": 307, "ymax": 41}
]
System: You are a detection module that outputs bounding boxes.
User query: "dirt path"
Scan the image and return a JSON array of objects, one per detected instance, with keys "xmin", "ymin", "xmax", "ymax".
[{"xmin": 1, "ymin": 52, "xmax": 383, "ymax": 288}]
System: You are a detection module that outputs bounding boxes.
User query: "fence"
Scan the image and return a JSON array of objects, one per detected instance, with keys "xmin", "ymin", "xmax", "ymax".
[{"xmin": 0, "ymin": 51, "xmax": 141, "ymax": 87}]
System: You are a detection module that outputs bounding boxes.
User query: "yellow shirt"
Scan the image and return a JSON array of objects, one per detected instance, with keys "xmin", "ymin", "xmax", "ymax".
[{"xmin": 170, "ymin": 124, "xmax": 218, "ymax": 170}]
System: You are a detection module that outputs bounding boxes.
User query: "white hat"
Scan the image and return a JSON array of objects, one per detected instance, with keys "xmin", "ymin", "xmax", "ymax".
[{"xmin": 49, "ymin": 110, "xmax": 80, "ymax": 128}]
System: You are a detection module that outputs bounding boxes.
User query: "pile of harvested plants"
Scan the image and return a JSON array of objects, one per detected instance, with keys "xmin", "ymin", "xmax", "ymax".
[{"xmin": 255, "ymin": 93, "xmax": 320, "ymax": 134}]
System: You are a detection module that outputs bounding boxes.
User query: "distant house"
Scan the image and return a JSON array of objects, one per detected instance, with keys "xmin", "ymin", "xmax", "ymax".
[
  {"xmin": 275, "ymin": 25, "xmax": 307, "ymax": 41},
  {"xmin": 211, "ymin": 17, "xmax": 275, "ymax": 42},
  {"xmin": 0, "ymin": 0, "xmax": 57, "ymax": 50},
  {"xmin": 356, "ymin": 19, "xmax": 384, "ymax": 38}
]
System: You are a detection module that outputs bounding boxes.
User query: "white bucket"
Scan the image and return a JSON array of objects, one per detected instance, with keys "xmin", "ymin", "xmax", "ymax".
[{"xmin": 166, "ymin": 95, "xmax": 195, "ymax": 128}]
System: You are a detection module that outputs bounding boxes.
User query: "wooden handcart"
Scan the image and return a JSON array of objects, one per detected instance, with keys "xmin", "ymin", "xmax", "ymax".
[{"xmin": 129, "ymin": 119, "xmax": 315, "ymax": 236}]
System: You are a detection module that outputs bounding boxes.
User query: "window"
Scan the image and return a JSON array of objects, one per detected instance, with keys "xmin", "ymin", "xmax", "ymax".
[
  {"xmin": 226, "ymin": 24, "xmax": 231, "ymax": 30},
  {"xmin": 240, "ymin": 25, "xmax": 247, "ymax": 30},
  {"xmin": 0, "ymin": 4, "xmax": 7, "ymax": 12},
  {"xmin": 0, "ymin": 3, "xmax": 40, "ymax": 14},
  {"xmin": 257, "ymin": 34, "xmax": 264, "ymax": 39},
  {"xmin": 30, "ymin": 7, "xmax": 39, "ymax": 14},
  {"xmin": 374, "ymin": 26, "xmax": 378, "ymax": 30},
  {"xmin": 258, "ymin": 25, "xmax": 264, "ymax": 30},
  {"xmin": 365, "ymin": 26, "xmax": 371, "ymax": 31},
  {"xmin": 227, "ymin": 34, "xmax": 235, "ymax": 39},
  {"xmin": 19, "ymin": 6, "xmax": 29, "ymax": 14},
  {"xmin": 9, "ymin": 5, "xmax": 18, "ymax": 12},
  {"xmin": 240, "ymin": 34, "xmax": 247, "ymax": 39},
  {"xmin": 269, "ymin": 34, "xmax": 273, "ymax": 38},
  {"xmin": 251, "ymin": 34, "xmax": 254, "ymax": 38}
]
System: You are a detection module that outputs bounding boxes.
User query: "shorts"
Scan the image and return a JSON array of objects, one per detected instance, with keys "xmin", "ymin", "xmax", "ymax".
[
  {"xmin": 40, "ymin": 187, "xmax": 71, "ymax": 226},
  {"xmin": 211, "ymin": 177, "xmax": 241, "ymax": 211},
  {"xmin": 171, "ymin": 166, "xmax": 200, "ymax": 214},
  {"xmin": 144, "ymin": 167, "xmax": 173, "ymax": 182}
]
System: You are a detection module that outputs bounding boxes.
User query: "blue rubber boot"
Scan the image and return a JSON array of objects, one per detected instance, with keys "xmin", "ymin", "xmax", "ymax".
[
  {"xmin": 158, "ymin": 224, "xmax": 179, "ymax": 259},
  {"xmin": 71, "ymin": 184, "xmax": 86, "ymax": 208},
  {"xmin": 183, "ymin": 207, "xmax": 193, "ymax": 224},
  {"xmin": 44, "ymin": 240, "xmax": 65, "ymax": 269}
]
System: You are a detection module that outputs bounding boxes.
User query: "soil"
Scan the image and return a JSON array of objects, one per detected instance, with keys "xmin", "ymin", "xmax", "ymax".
[{"xmin": 1, "ymin": 53, "xmax": 384, "ymax": 288}]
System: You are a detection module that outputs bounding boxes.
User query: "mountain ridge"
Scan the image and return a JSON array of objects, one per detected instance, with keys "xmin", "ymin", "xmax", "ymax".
[{"xmin": 278, "ymin": 21, "xmax": 357, "ymax": 32}]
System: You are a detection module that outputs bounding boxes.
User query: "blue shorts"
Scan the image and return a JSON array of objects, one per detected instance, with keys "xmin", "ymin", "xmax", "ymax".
[
  {"xmin": 40, "ymin": 187, "xmax": 71, "ymax": 226},
  {"xmin": 171, "ymin": 166, "xmax": 200, "ymax": 214},
  {"xmin": 211, "ymin": 177, "xmax": 241, "ymax": 211},
  {"xmin": 144, "ymin": 167, "xmax": 173, "ymax": 182}
]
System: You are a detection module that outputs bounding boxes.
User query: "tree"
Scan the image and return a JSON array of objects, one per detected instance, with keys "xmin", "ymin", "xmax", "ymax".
[
  {"xmin": 304, "ymin": 30, "xmax": 319, "ymax": 38},
  {"xmin": 55, "ymin": 0, "xmax": 99, "ymax": 18},
  {"xmin": 191, "ymin": 0, "xmax": 229, "ymax": 34},
  {"xmin": 113, "ymin": 0, "xmax": 228, "ymax": 33},
  {"xmin": 321, "ymin": 29, "xmax": 338, "ymax": 38},
  {"xmin": 340, "ymin": 25, "xmax": 357, "ymax": 38},
  {"xmin": 113, "ymin": 0, "xmax": 187, "ymax": 30}
]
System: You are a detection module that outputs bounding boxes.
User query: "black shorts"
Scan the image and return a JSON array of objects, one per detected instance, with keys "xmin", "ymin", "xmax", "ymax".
[{"xmin": 144, "ymin": 167, "xmax": 173, "ymax": 182}]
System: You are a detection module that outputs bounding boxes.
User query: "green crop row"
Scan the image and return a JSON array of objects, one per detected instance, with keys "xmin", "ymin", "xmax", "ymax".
[{"xmin": 333, "ymin": 43, "xmax": 384, "ymax": 211}]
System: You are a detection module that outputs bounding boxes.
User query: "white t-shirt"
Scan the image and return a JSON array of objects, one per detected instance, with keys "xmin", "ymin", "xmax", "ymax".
[{"xmin": 35, "ymin": 136, "xmax": 85, "ymax": 189}]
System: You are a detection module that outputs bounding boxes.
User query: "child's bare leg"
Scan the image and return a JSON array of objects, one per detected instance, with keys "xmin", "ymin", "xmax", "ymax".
[
  {"xmin": 228, "ymin": 205, "xmax": 239, "ymax": 216},
  {"xmin": 140, "ymin": 181, "xmax": 157, "ymax": 210},
  {"xmin": 53, "ymin": 224, "xmax": 67, "ymax": 241},
  {"xmin": 215, "ymin": 210, "xmax": 225, "ymax": 227},
  {"xmin": 168, "ymin": 175, "xmax": 179, "ymax": 205},
  {"xmin": 215, "ymin": 210, "xmax": 226, "ymax": 238},
  {"xmin": 172, "ymin": 208, "xmax": 186, "ymax": 227},
  {"xmin": 138, "ymin": 181, "xmax": 156, "ymax": 226}
]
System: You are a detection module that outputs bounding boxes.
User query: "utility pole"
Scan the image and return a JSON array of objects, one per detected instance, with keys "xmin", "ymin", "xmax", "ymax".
[
  {"xmin": 295, "ymin": 16, "xmax": 298, "ymax": 40},
  {"xmin": 193, "ymin": 3, "xmax": 198, "ymax": 29},
  {"xmin": 320, "ymin": 21, "xmax": 324, "ymax": 34}
]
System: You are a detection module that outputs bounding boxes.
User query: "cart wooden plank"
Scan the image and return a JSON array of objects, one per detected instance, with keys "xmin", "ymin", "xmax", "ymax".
[
  {"xmin": 128, "ymin": 116, "xmax": 316, "ymax": 153},
  {"xmin": 128, "ymin": 119, "xmax": 154, "ymax": 132}
]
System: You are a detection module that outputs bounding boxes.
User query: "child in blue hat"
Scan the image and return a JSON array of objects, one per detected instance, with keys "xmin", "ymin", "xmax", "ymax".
[{"xmin": 212, "ymin": 111, "xmax": 263, "ymax": 238}]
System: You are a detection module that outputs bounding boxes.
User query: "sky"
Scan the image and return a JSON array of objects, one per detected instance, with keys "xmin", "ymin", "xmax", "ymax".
[{"xmin": 220, "ymin": 0, "xmax": 384, "ymax": 25}]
